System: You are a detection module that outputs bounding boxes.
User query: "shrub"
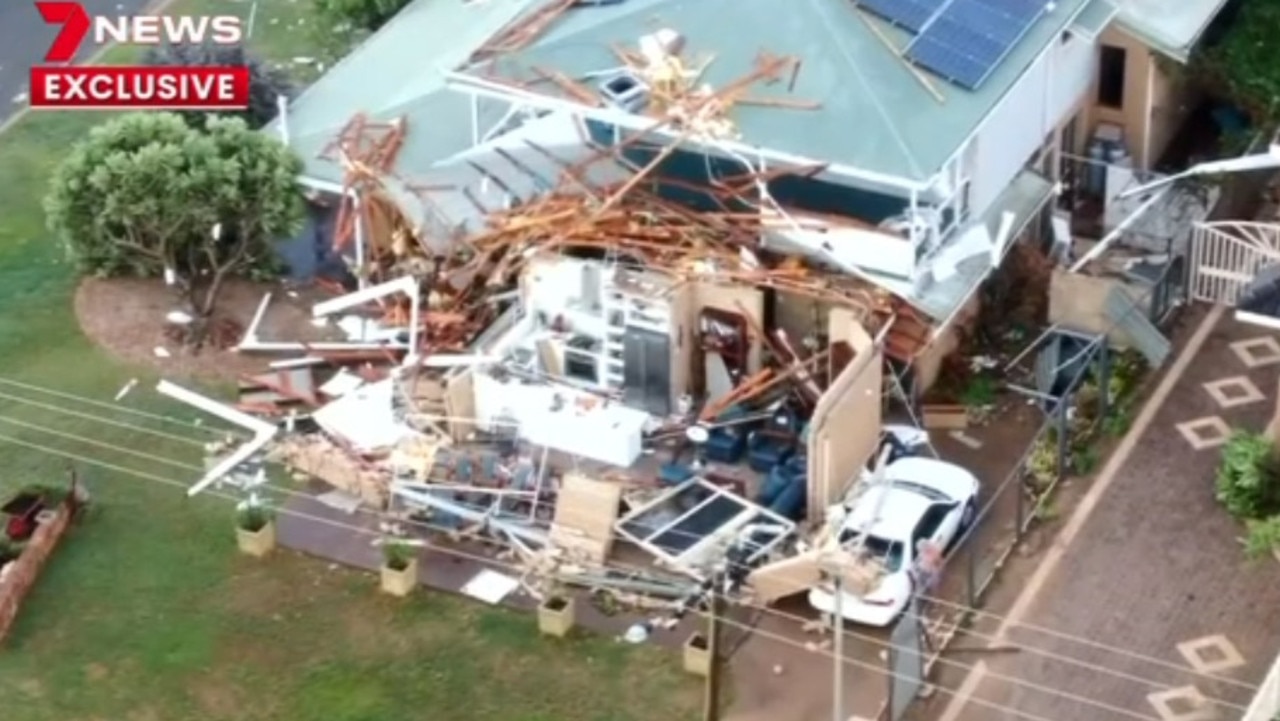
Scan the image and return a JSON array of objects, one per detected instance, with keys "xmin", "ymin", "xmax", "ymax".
[
  {"xmin": 314, "ymin": 0, "xmax": 411, "ymax": 32},
  {"xmin": 236, "ymin": 504, "xmax": 274, "ymax": 532},
  {"xmin": 1243, "ymin": 516, "xmax": 1280, "ymax": 559},
  {"xmin": 382, "ymin": 539, "xmax": 415, "ymax": 571},
  {"xmin": 1215, "ymin": 431, "xmax": 1280, "ymax": 520}
]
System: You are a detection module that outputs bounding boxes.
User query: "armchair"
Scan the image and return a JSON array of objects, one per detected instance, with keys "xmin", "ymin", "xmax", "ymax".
[
  {"xmin": 703, "ymin": 405, "xmax": 751, "ymax": 464},
  {"xmin": 746, "ymin": 406, "xmax": 800, "ymax": 473}
]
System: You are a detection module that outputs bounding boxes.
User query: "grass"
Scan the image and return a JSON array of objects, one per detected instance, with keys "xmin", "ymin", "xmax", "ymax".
[{"xmin": 0, "ymin": 3, "xmax": 702, "ymax": 719}]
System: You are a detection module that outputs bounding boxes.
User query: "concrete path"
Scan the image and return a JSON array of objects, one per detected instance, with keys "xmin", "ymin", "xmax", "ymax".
[{"xmin": 930, "ymin": 306, "xmax": 1280, "ymax": 721}]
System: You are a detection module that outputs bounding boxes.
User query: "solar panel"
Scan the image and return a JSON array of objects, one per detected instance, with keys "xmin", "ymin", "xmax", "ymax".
[
  {"xmin": 905, "ymin": 0, "xmax": 1048, "ymax": 90},
  {"xmin": 859, "ymin": 0, "xmax": 947, "ymax": 33}
]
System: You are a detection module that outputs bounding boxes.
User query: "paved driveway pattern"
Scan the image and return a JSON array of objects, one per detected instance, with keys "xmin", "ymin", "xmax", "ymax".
[{"xmin": 942, "ymin": 314, "xmax": 1280, "ymax": 721}]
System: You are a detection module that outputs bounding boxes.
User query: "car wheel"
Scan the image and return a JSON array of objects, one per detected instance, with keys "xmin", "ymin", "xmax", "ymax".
[{"xmin": 960, "ymin": 497, "xmax": 977, "ymax": 531}]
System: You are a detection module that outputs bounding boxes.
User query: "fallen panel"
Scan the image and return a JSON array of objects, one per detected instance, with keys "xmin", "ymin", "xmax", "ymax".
[
  {"xmin": 155, "ymin": 380, "xmax": 278, "ymax": 497},
  {"xmin": 311, "ymin": 379, "xmax": 412, "ymax": 452},
  {"xmin": 390, "ymin": 480, "xmax": 548, "ymax": 547},
  {"xmin": 549, "ymin": 473, "xmax": 622, "ymax": 564},
  {"xmin": 460, "ymin": 568, "xmax": 521, "ymax": 605},
  {"xmin": 746, "ymin": 550, "xmax": 823, "ymax": 604},
  {"xmin": 614, "ymin": 478, "xmax": 795, "ymax": 574}
]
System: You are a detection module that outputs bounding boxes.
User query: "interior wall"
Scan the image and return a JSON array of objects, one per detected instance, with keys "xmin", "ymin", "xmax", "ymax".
[
  {"xmin": 774, "ymin": 293, "xmax": 829, "ymax": 346},
  {"xmin": 668, "ymin": 282, "xmax": 694, "ymax": 407},
  {"xmin": 806, "ymin": 319, "xmax": 881, "ymax": 520},
  {"xmin": 444, "ymin": 371, "xmax": 476, "ymax": 442},
  {"xmin": 694, "ymin": 282, "xmax": 765, "ymax": 373},
  {"xmin": 1146, "ymin": 62, "xmax": 1199, "ymax": 169}
]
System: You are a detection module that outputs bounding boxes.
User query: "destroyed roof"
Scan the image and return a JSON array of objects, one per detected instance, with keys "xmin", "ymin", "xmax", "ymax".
[
  {"xmin": 394, "ymin": 113, "xmax": 632, "ymax": 245},
  {"xmin": 268, "ymin": 0, "xmax": 547, "ymax": 186},
  {"xmin": 467, "ymin": 0, "xmax": 1092, "ymax": 182},
  {"xmin": 1114, "ymin": 0, "xmax": 1231, "ymax": 62}
]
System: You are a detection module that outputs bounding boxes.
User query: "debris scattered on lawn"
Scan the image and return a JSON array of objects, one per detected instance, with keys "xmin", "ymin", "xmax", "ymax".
[
  {"xmin": 948, "ymin": 430, "xmax": 983, "ymax": 450},
  {"xmin": 114, "ymin": 378, "xmax": 138, "ymax": 402}
]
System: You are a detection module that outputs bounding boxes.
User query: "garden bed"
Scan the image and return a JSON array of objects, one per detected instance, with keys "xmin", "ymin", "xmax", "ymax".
[{"xmin": 0, "ymin": 491, "xmax": 74, "ymax": 643}]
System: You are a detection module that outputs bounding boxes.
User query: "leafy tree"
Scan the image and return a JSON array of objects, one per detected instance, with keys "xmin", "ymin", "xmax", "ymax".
[
  {"xmin": 1193, "ymin": 0, "xmax": 1280, "ymax": 125},
  {"xmin": 45, "ymin": 113, "xmax": 304, "ymax": 339},
  {"xmin": 314, "ymin": 0, "xmax": 412, "ymax": 33},
  {"xmin": 142, "ymin": 42, "xmax": 293, "ymax": 130}
]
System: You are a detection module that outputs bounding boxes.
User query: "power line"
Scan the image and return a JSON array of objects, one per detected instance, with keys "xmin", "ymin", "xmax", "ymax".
[
  {"xmin": 0, "ymin": 375, "xmax": 240, "ymax": 437},
  {"xmin": 0, "ymin": 428, "xmax": 1106, "ymax": 721},
  {"xmin": 0, "ymin": 420, "xmax": 1231, "ymax": 721},
  {"xmin": 0, "ymin": 388, "xmax": 1255, "ymax": 704}
]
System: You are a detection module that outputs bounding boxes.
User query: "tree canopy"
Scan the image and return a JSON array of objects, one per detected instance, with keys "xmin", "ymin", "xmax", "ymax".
[
  {"xmin": 143, "ymin": 42, "xmax": 293, "ymax": 130},
  {"xmin": 1193, "ymin": 0, "xmax": 1280, "ymax": 125},
  {"xmin": 314, "ymin": 0, "xmax": 412, "ymax": 33},
  {"xmin": 45, "ymin": 113, "xmax": 304, "ymax": 320}
]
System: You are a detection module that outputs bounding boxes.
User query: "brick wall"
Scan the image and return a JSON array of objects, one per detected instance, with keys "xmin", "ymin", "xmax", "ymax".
[{"xmin": 0, "ymin": 503, "xmax": 71, "ymax": 642}]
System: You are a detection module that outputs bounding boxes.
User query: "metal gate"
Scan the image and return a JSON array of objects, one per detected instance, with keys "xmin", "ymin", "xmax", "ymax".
[{"xmin": 1190, "ymin": 221, "xmax": 1280, "ymax": 305}]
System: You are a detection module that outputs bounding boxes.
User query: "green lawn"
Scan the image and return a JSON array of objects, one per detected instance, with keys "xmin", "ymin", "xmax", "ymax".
[{"xmin": 0, "ymin": 3, "xmax": 702, "ymax": 719}]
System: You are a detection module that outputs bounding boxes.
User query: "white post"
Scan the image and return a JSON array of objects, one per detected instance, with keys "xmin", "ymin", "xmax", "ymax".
[
  {"xmin": 276, "ymin": 95, "xmax": 289, "ymax": 145},
  {"xmin": 832, "ymin": 573, "xmax": 845, "ymax": 721},
  {"xmin": 353, "ymin": 193, "xmax": 367, "ymax": 289}
]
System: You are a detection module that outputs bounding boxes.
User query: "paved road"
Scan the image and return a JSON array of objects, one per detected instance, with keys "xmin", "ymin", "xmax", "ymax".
[
  {"xmin": 925, "ymin": 310, "xmax": 1280, "ymax": 721},
  {"xmin": 0, "ymin": 0, "xmax": 155, "ymax": 125}
]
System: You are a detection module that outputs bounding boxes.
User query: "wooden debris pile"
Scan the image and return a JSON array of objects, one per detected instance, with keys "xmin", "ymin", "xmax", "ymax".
[{"xmin": 455, "ymin": 184, "xmax": 892, "ymax": 322}]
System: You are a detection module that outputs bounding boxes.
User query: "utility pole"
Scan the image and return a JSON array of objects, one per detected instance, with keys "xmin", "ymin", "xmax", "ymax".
[
  {"xmin": 832, "ymin": 572, "xmax": 845, "ymax": 721},
  {"xmin": 703, "ymin": 576, "xmax": 725, "ymax": 721}
]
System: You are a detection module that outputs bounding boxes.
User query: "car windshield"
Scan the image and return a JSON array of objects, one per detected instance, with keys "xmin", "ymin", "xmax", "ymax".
[{"xmin": 838, "ymin": 531, "xmax": 905, "ymax": 573}]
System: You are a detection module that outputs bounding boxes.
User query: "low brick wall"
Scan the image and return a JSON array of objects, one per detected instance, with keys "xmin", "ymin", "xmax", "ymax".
[{"xmin": 0, "ymin": 503, "xmax": 72, "ymax": 642}]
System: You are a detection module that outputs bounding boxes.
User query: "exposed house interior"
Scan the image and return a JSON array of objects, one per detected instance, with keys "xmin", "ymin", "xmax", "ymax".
[{"xmin": 171, "ymin": 0, "xmax": 1252, "ymax": 613}]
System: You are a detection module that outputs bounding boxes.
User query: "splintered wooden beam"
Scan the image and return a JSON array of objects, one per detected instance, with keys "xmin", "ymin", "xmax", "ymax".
[{"xmin": 474, "ymin": 0, "xmax": 576, "ymax": 59}]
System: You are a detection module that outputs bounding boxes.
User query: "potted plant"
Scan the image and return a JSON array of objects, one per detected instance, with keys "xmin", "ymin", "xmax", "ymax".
[
  {"xmin": 379, "ymin": 538, "xmax": 418, "ymax": 597},
  {"xmin": 537, "ymin": 589, "xmax": 576, "ymax": 638},
  {"xmin": 235, "ymin": 503, "xmax": 276, "ymax": 557},
  {"xmin": 683, "ymin": 631, "xmax": 712, "ymax": 677}
]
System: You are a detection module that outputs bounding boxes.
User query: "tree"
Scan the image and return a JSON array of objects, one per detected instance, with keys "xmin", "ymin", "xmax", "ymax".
[
  {"xmin": 314, "ymin": 0, "xmax": 412, "ymax": 33},
  {"xmin": 45, "ymin": 113, "xmax": 304, "ymax": 342},
  {"xmin": 142, "ymin": 42, "xmax": 293, "ymax": 130},
  {"xmin": 1193, "ymin": 0, "xmax": 1280, "ymax": 125}
]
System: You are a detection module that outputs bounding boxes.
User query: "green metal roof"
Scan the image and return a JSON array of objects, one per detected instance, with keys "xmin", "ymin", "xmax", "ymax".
[
  {"xmin": 470, "ymin": 0, "xmax": 1091, "ymax": 182},
  {"xmin": 1114, "ymin": 0, "xmax": 1231, "ymax": 63},
  {"xmin": 1070, "ymin": 0, "xmax": 1120, "ymax": 40},
  {"xmin": 268, "ymin": 0, "xmax": 544, "ymax": 185}
]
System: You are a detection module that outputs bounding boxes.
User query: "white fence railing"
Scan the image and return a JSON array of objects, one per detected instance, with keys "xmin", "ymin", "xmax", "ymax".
[{"xmin": 1243, "ymin": 650, "xmax": 1280, "ymax": 721}]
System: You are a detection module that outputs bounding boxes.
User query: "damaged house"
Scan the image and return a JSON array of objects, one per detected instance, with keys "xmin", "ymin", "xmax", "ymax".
[{"xmin": 169, "ymin": 0, "xmax": 1186, "ymax": 611}]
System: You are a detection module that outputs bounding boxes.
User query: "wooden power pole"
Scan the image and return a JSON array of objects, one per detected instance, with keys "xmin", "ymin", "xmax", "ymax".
[{"xmin": 703, "ymin": 579, "xmax": 725, "ymax": 721}]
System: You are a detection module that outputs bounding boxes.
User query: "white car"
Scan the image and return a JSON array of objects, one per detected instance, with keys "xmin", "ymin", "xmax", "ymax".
[{"xmin": 808, "ymin": 457, "xmax": 979, "ymax": 627}]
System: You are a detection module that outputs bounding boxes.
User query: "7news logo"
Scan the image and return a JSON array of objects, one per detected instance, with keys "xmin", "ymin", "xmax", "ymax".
[{"xmin": 30, "ymin": 1, "xmax": 249, "ymax": 111}]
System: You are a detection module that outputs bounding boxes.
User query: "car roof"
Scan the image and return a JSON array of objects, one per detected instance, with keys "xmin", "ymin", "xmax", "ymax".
[
  {"xmin": 882, "ymin": 457, "xmax": 976, "ymax": 502},
  {"xmin": 844, "ymin": 484, "xmax": 931, "ymax": 542}
]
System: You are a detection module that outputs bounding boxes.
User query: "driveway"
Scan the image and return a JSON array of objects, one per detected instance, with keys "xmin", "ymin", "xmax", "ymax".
[
  {"xmin": 921, "ymin": 307, "xmax": 1280, "ymax": 721},
  {"xmin": 0, "ymin": 0, "xmax": 157, "ymax": 125}
]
